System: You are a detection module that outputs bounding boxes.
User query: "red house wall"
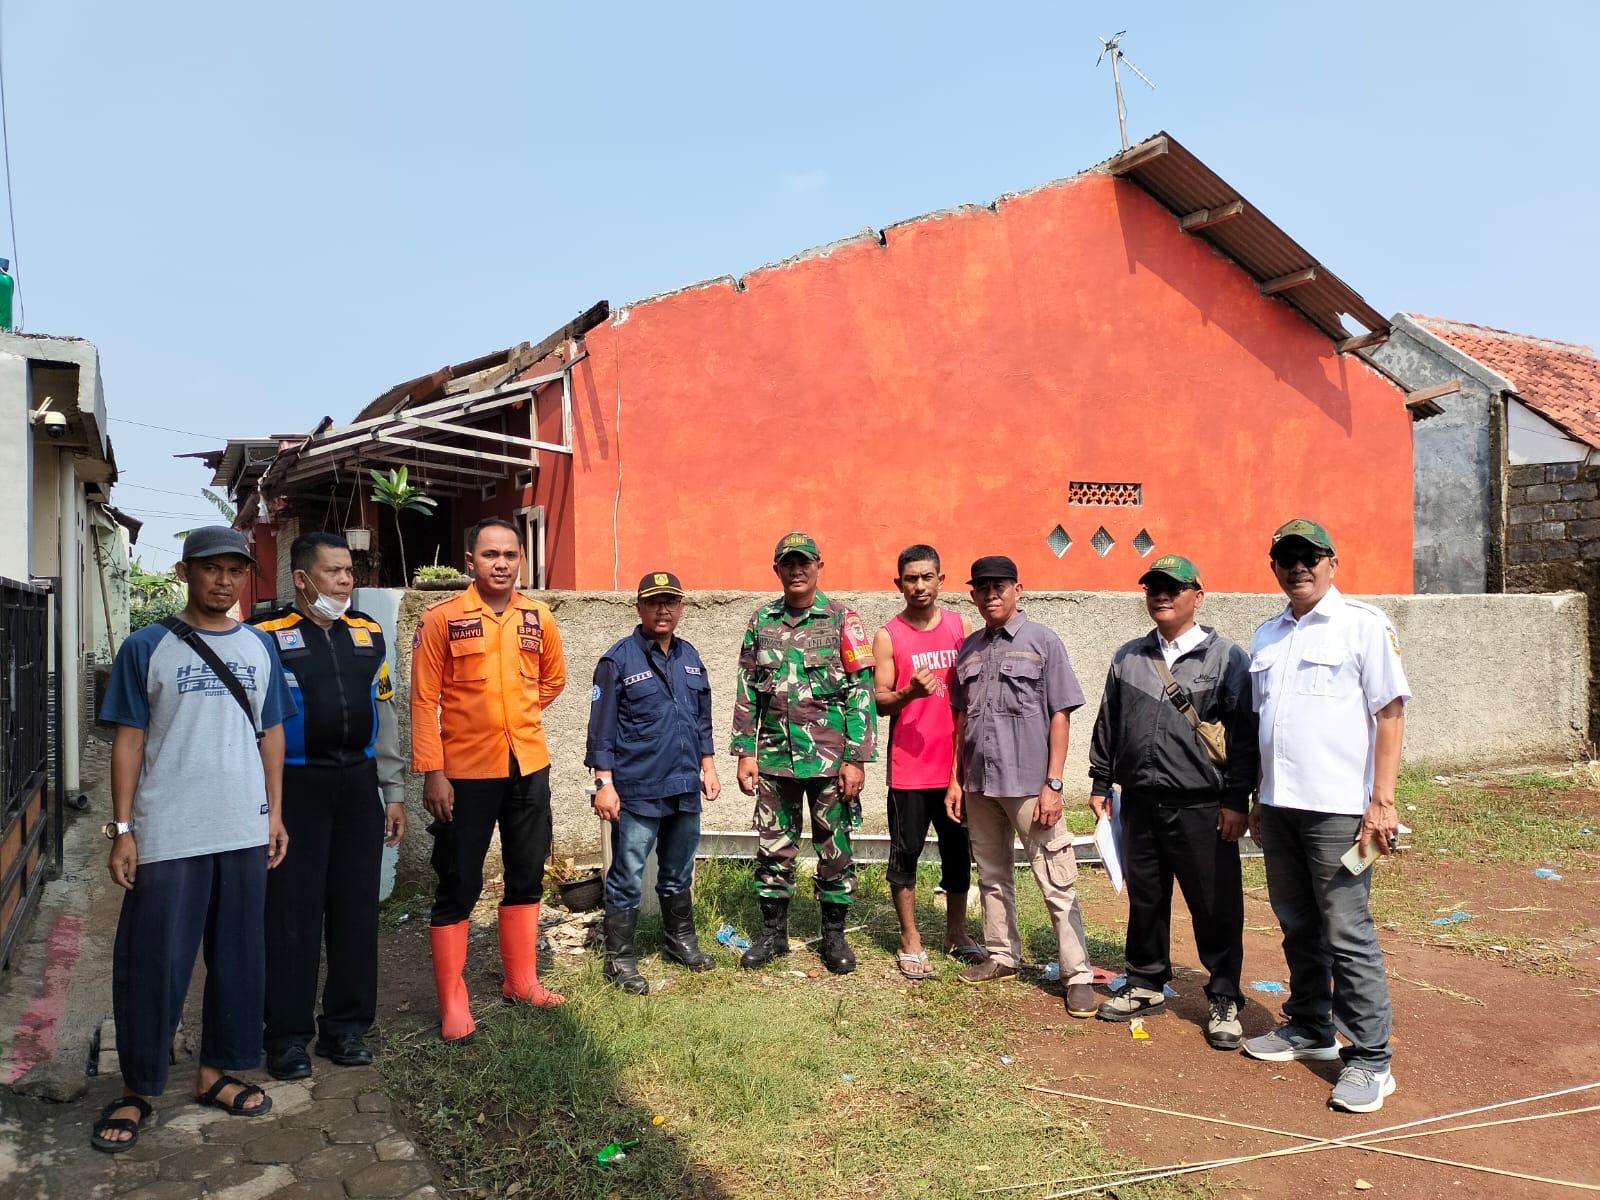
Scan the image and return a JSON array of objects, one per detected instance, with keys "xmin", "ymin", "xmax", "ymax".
[{"xmin": 566, "ymin": 171, "xmax": 1413, "ymax": 594}]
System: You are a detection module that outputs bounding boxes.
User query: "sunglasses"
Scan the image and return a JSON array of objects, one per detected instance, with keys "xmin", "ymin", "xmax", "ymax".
[
  {"xmin": 1143, "ymin": 582, "xmax": 1197, "ymax": 596},
  {"xmin": 1271, "ymin": 549, "xmax": 1331, "ymax": 570}
]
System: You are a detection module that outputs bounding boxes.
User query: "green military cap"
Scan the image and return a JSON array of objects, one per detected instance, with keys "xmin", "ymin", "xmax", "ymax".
[
  {"xmin": 1270, "ymin": 518, "xmax": 1336, "ymax": 553},
  {"xmin": 1138, "ymin": 553, "xmax": 1202, "ymax": 589},
  {"xmin": 773, "ymin": 531, "xmax": 821, "ymax": 562}
]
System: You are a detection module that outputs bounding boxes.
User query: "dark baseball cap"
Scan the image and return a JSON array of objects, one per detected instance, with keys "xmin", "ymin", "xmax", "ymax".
[
  {"xmin": 1270, "ymin": 518, "xmax": 1336, "ymax": 554},
  {"xmin": 637, "ymin": 571, "xmax": 685, "ymax": 600},
  {"xmin": 1138, "ymin": 553, "xmax": 1202, "ymax": 589},
  {"xmin": 967, "ymin": 555, "xmax": 1019, "ymax": 584},
  {"xmin": 181, "ymin": 526, "xmax": 255, "ymax": 564},
  {"xmin": 773, "ymin": 532, "xmax": 821, "ymax": 562}
]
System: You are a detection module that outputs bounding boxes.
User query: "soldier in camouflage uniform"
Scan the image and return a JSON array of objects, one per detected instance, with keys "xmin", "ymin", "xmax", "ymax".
[{"xmin": 732, "ymin": 532, "xmax": 877, "ymax": 974}]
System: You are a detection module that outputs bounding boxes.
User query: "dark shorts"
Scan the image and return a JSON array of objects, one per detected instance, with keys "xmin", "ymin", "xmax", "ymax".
[{"xmin": 886, "ymin": 787, "xmax": 972, "ymax": 892}]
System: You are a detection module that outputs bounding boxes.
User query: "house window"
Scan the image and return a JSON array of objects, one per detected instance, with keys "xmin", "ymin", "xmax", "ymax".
[
  {"xmin": 1045, "ymin": 525, "xmax": 1072, "ymax": 558},
  {"xmin": 1132, "ymin": 529, "xmax": 1155, "ymax": 557},
  {"xmin": 1091, "ymin": 526, "xmax": 1115, "ymax": 557},
  {"xmin": 1069, "ymin": 481, "xmax": 1142, "ymax": 506}
]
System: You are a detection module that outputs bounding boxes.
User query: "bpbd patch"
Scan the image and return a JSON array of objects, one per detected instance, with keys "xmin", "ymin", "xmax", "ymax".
[{"xmin": 275, "ymin": 629, "xmax": 304, "ymax": 651}]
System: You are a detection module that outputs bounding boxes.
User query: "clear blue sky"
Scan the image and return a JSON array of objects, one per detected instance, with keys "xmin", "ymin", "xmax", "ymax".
[{"xmin": 9, "ymin": 1, "xmax": 1598, "ymax": 562}]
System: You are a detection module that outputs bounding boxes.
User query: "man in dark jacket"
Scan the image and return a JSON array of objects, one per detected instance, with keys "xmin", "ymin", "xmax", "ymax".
[{"xmin": 1087, "ymin": 554, "xmax": 1258, "ymax": 1049}]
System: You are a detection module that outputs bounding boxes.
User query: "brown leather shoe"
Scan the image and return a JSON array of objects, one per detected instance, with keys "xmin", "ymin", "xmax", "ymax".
[
  {"xmin": 1065, "ymin": 982, "xmax": 1099, "ymax": 1018},
  {"xmin": 957, "ymin": 958, "xmax": 1017, "ymax": 986}
]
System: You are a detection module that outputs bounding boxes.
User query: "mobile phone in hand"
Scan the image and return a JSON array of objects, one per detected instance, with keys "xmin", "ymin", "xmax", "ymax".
[{"xmin": 1340, "ymin": 838, "xmax": 1381, "ymax": 876}]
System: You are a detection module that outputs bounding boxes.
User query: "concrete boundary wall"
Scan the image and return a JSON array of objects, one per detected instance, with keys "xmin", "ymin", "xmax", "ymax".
[{"xmin": 386, "ymin": 588, "xmax": 1590, "ymax": 877}]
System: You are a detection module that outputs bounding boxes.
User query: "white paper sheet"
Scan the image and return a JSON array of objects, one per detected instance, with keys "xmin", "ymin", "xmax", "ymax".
[{"xmin": 1095, "ymin": 787, "xmax": 1125, "ymax": 894}]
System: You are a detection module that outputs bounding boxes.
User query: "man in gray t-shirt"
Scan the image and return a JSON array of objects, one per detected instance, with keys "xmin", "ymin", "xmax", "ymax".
[
  {"xmin": 90, "ymin": 528, "xmax": 294, "ymax": 1155},
  {"xmin": 945, "ymin": 555, "xmax": 1096, "ymax": 1018}
]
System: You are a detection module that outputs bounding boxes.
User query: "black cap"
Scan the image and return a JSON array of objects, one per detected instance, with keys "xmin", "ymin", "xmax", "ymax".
[
  {"xmin": 967, "ymin": 555, "xmax": 1019, "ymax": 585},
  {"xmin": 636, "ymin": 571, "xmax": 685, "ymax": 600},
  {"xmin": 180, "ymin": 526, "xmax": 255, "ymax": 564}
]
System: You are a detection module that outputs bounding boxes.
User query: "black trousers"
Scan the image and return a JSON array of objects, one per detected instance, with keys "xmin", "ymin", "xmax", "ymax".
[
  {"xmin": 263, "ymin": 760, "xmax": 384, "ymax": 1051},
  {"xmin": 885, "ymin": 786, "xmax": 972, "ymax": 893},
  {"xmin": 113, "ymin": 847, "xmax": 267, "ymax": 1096},
  {"xmin": 1120, "ymin": 794, "xmax": 1244, "ymax": 1003},
  {"xmin": 429, "ymin": 760, "xmax": 552, "ymax": 926}
]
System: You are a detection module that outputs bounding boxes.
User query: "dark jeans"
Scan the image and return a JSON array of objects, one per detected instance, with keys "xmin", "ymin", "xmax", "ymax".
[
  {"xmin": 885, "ymin": 786, "xmax": 971, "ymax": 893},
  {"xmin": 264, "ymin": 761, "xmax": 383, "ymax": 1052},
  {"xmin": 112, "ymin": 847, "xmax": 268, "ymax": 1096},
  {"xmin": 1120, "ymin": 795, "xmax": 1243, "ymax": 1003},
  {"xmin": 605, "ymin": 799, "xmax": 700, "ymax": 911},
  {"xmin": 1259, "ymin": 805, "xmax": 1393, "ymax": 1070},
  {"xmin": 429, "ymin": 760, "xmax": 552, "ymax": 926}
]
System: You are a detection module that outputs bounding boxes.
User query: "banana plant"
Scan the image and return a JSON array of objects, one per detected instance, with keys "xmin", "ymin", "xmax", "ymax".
[{"xmin": 369, "ymin": 466, "xmax": 437, "ymax": 586}]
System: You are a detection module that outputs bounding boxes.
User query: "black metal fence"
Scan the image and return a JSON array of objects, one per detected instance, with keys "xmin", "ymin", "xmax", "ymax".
[{"xmin": 0, "ymin": 577, "xmax": 54, "ymax": 970}]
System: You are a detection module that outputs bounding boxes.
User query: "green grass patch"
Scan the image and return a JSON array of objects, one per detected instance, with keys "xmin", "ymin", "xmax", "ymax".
[{"xmin": 379, "ymin": 861, "xmax": 1195, "ymax": 1200}]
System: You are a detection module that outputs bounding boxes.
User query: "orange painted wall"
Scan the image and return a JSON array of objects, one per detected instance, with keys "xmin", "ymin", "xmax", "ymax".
[{"xmin": 566, "ymin": 172, "xmax": 1413, "ymax": 594}]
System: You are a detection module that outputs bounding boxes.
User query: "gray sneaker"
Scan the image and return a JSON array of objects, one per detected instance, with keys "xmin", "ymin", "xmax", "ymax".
[
  {"xmin": 1205, "ymin": 997, "xmax": 1243, "ymax": 1050},
  {"xmin": 1329, "ymin": 1065, "xmax": 1396, "ymax": 1113},
  {"xmin": 1095, "ymin": 986, "xmax": 1165, "ymax": 1022},
  {"xmin": 1241, "ymin": 1022, "xmax": 1340, "ymax": 1062}
]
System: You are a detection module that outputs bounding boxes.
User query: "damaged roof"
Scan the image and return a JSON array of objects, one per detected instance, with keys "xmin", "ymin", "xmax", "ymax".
[{"xmin": 1411, "ymin": 315, "xmax": 1600, "ymax": 449}]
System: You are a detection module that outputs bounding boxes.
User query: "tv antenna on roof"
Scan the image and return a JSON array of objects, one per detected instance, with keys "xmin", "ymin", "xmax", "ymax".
[{"xmin": 1097, "ymin": 32, "xmax": 1156, "ymax": 151}]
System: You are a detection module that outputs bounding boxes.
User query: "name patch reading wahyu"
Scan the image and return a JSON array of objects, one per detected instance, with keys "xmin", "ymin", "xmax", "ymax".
[
  {"xmin": 447, "ymin": 618, "xmax": 484, "ymax": 642},
  {"xmin": 622, "ymin": 670, "xmax": 655, "ymax": 686}
]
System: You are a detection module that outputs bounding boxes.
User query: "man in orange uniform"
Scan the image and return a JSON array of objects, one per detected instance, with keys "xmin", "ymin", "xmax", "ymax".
[{"xmin": 411, "ymin": 518, "xmax": 566, "ymax": 1040}]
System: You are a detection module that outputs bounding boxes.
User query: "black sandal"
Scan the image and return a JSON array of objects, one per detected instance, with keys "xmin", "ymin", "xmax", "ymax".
[
  {"xmin": 195, "ymin": 1075, "xmax": 273, "ymax": 1117},
  {"xmin": 90, "ymin": 1095, "xmax": 153, "ymax": 1153}
]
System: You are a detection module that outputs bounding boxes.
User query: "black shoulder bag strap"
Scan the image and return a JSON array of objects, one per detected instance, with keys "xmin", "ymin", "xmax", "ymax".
[{"xmin": 161, "ymin": 617, "xmax": 263, "ymax": 742}]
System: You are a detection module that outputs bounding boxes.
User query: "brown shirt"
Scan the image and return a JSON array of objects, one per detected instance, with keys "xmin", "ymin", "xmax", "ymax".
[{"xmin": 948, "ymin": 609, "xmax": 1084, "ymax": 797}]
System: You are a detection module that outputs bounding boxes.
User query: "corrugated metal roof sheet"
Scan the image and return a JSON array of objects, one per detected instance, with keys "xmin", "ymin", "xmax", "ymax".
[{"xmin": 1106, "ymin": 133, "xmax": 1390, "ymax": 347}]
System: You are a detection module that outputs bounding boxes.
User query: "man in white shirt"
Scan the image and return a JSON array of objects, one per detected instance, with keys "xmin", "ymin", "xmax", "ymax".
[{"xmin": 1243, "ymin": 519, "xmax": 1409, "ymax": 1114}]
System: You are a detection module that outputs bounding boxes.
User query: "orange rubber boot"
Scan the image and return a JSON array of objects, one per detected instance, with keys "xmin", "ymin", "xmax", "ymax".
[
  {"xmin": 428, "ymin": 921, "xmax": 477, "ymax": 1042},
  {"xmin": 499, "ymin": 903, "xmax": 564, "ymax": 1007}
]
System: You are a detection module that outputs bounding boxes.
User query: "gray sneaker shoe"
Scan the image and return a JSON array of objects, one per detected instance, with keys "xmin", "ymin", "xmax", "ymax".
[
  {"xmin": 1241, "ymin": 1022, "xmax": 1340, "ymax": 1061},
  {"xmin": 1205, "ymin": 997, "xmax": 1243, "ymax": 1050},
  {"xmin": 1095, "ymin": 986, "xmax": 1166, "ymax": 1022},
  {"xmin": 1329, "ymin": 1065, "xmax": 1396, "ymax": 1113}
]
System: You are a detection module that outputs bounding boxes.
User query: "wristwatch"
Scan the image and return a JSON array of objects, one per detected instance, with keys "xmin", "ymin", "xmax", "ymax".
[
  {"xmin": 1045, "ymin": 778, "xmax": 1064, "ymax": 793},
  {"xmin": 103, "ymin": 821, "xmax": 135, "ymax": 839},
  {"xmin": 585, "ymin": 776, "xmax": 613, "ymax": 797}
]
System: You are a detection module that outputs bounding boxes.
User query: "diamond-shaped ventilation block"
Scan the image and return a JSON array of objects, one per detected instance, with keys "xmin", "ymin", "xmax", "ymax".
[
  {"xmin": 1046, "ymin": 525, "xmax": 1072, "ymax": 558},
  {"xmin": 1091, "ymin": 527, "xmax": 1114, "ymax": 557},
  {"xmin": 1132, "ymin": 529, "xmax": 1154, "ymax": 557}
]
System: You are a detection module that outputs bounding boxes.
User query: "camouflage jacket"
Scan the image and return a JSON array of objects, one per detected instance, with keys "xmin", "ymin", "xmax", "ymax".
[{"xmin": 730, "ymin": 592, "xmax": 877, "ymax": 778}]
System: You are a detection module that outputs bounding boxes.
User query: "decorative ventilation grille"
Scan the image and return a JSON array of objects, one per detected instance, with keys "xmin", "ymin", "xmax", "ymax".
[
  {"xmin": 1091, "ymin": 527, "xmax": 1115, "ymax": 557},
  {"xmin": 1132, "ymin": 529, "xmax": 1155, "ymax": 557},
  {"xmin": 1069, "ymin": 481, "xmax": 1142, "ymax": 506},
  {"xmin": 1046, "ymin": 525, "xmax": 1072, "ymax": 558}
]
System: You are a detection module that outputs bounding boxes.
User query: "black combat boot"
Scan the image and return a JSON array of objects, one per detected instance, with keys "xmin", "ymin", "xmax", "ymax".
[
  {"xmin": 660, "ymin": 891, "xmax": 714, "ymax": 972},
  {"xmin": 602, "ymin": 908, "xmax": 649, "ymax": 995},
  {"xmin": 818, "ymin": 902, "xmax": 856, "ymax": 975},
  {"xmin": 739, "ymin": 898, "xmax": 790, "ymax": 969}
]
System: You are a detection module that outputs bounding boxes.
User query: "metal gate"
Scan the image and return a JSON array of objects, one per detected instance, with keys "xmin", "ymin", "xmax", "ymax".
[{"xmin": 0, "ymin": 577, "xmax": 54, "ymax": 969}]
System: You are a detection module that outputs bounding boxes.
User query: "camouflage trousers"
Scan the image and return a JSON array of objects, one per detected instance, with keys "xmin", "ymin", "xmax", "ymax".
[{"xmin": 752, "ymin": 774, "xmax": 862, "ymax": 904}]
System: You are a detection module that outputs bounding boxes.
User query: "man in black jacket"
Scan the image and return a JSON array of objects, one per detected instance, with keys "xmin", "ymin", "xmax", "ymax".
[{"xmin": 1087, "ymin": 554, "xmax": 1258, "ymax": 1049}]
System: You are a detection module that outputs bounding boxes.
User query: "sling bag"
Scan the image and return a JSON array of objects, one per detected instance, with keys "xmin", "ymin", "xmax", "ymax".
[
  {"xmin": 1150, "ymin": 654, "xmax": 1228, "ymax": 767},
  {"xmin": 161, "ymin": 617, "xmax": 263, "ymax": 742}
]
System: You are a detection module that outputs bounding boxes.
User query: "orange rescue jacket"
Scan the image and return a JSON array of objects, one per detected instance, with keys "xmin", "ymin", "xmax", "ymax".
[{"xmin": 409, "ymin": 584, "xmax": 566, "ymax": 779}]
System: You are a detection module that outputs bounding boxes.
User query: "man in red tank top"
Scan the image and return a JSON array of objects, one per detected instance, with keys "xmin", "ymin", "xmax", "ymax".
[{"xmin": 871, "ymin": 545, "xmax": 979, "ymax": 979}]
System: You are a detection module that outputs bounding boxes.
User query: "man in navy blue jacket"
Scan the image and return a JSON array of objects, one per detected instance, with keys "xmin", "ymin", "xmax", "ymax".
[{"xmin": 585, "ymin": 571, "xmax": 721, "ymax": 993}]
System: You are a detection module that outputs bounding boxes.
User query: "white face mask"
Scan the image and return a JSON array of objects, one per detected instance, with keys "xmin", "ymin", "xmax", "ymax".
[{"xmin": 304, "ymin": 585, "xmax": 350, "ymax": 622}]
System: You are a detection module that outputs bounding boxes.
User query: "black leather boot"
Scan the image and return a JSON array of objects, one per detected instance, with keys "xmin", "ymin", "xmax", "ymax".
[
  {"xmin": 602, "ymin": 908, "xmax": 649, "ymax": 995},
  {"xmin": 739, "ymin": 898, "xmax": 790, "ymax": 969},
  {"xmin": 660, "ymin": 891, "xmax": 714, "ymax": 971},
  {"xmin": 818, "ymin": 902, "xmax": 856, "ymax": 975}
]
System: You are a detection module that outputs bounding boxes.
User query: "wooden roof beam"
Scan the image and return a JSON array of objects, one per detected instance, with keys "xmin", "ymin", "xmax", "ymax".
[
  {"xmin": 1337, "ymin": 330, "xmax": 1390, "ymax": 354},
  {"xmin": 1179, "ymin": 200, "xmax": 1244, "ymax": 232},
  {"xmin": 1107, "ymin": 136, "xmax": 1170, "ymax": 176},
  {"xmin": 1261, "ymin": 268, "xmax": 1318, "ymax": 295}
]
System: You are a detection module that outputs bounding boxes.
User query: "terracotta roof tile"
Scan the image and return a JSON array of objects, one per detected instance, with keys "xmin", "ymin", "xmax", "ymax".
[{"xmin": 1410, "ymin": 315, "xmax": 1600, "ymax": 449}]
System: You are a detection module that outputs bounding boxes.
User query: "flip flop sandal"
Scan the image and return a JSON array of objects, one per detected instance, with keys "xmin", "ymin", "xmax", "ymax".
[
  {"xmin": 945, "ymin": 944, "xmax": 985, "ymax": 964},
  {"xmin": 90, "ymin": 1095, "xmax": 154, "ymax": 1153},
  {"xmin": 195, "ymin": 1075, "xmax": 274, "ymax": 1117},
  {"xmin": 896, "ymin": 950, "xmax": 933, "ymax": 980}
]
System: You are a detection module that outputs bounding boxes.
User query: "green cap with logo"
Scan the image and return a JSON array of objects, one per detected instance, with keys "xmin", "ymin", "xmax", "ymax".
[
  {"xmin": 773, "ymin": 531, "xmax": 821, "ymax": 562},
  {"xmin": 1270, "ymin": 518, "xmax": 1336, "ymax": 553},
  {"xmin": 1138, "ymin": 553, "xmax": 1202, "ymax": 589}
]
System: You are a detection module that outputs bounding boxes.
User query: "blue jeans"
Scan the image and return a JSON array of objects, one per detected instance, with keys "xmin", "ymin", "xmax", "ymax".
[
  {"xmin": 1259, "ymin": 805, "xmax": 1393, "ymax": 1070},
  {"xmin": 605, "ymin": 801, "xmax": 701, "ymax": 912}
]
